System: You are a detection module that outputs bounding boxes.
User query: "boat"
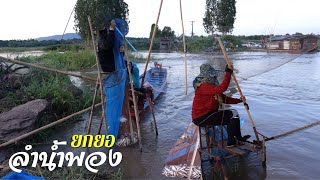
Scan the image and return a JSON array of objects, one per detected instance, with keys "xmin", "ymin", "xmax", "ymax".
[
  {"xmin": 141, "ymin": 62, "xmax": 167, "ymax": 110},
  {"xmin": 163, "ymin": 117, "xmax": 263, "ymax": 179},
  {"xmin": 116, "ymin": 62, "xmax": 167, "ymax": 147}
]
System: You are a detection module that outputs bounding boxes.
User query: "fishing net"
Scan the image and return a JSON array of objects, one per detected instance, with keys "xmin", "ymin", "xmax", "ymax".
[{"xmin": 103, "ymin": 18, "xmax": 128, "ymax": 137}]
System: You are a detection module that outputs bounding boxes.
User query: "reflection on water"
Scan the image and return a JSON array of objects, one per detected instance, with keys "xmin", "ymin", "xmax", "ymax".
[{"xmin": 1, "ymin": 51, "xmax": 319, "ymax": 179}]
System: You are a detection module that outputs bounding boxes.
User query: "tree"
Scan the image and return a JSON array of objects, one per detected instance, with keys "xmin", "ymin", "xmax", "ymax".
[
  {"xmin": 74, "ymin": 0, "xmax": 129, "ymax": 44},
  {"xmin": 203, "ymin": 0, "xmax": 236, "ymax": 35},
  {"xmin": 216, "ymin": 0, "xmax": 236, "ymax": 34},
  {"xmin": 161, "ymin": 26, "xmax": 175, "ymax": 38},
  {"xmin": 149, "ymin": 24, "xmax": 162, "ymax": 38},
  {"xmin": 203, "ymin": 0, "xmax": 218, "ymax": 34}
]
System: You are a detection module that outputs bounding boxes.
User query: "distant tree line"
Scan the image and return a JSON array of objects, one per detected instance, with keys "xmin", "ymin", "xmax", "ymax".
[
  {"xmin": 149, "ymin": 24, "xmax": 176, "ymax": 39},
  {"xmin": 0, "ymin": 39, "xmax": 82, "ymax": 48}
]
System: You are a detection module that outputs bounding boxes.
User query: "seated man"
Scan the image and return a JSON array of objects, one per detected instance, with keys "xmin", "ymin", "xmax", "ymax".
[{"xmin": 192, "ymin": 63, "xmax": 250, "ymax": 147}]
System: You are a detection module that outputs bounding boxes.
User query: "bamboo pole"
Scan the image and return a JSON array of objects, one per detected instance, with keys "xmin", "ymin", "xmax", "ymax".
[
  {"xmin": 0, "ymin": 103, "xmax": 102, "ymax": 148},
  {"xmin": 262, "ymin": 137, "xmax": 266, "ymax": 166},
  {"xmin": 124, "ymin": 38, "xmax": 143, "ymax": 151},
  {"xmin": 127, "ymin": 98, "xmax": 135, "ymax": 142},
  {"xmin": 87, "ymin": 78, "xmax": 99, "ymax": 134},
  {"xmin": 266, "ymin": 120, "xmax": 320, "ymax": 142},
  {"xmin": 146, "ymin": 97, "xmax": 158, "ymax": 136},
  {"xmin": 88, "ymin": 16, "xmax": 107, "ymax": 135},
  {"xmin": 179, "ymin": 0, "xmax": 188, "ymax": 95},
  {"xmin": 187, "ymin": 128, "xmax": 200, "ymax": 180},
  {"xmin": 216, "ymin": 37, "xmax": 260, "ymax": 142},
  {"xmin": 141, "ymin": 0, "xmax": 164, "ymax": 86},
  {"xmin": 0, "ymin": 56, "xmax": 96, "ymax": 81}
]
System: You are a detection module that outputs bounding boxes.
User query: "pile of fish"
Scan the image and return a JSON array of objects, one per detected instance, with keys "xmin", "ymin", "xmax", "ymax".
[
  {"xmin": 116, "ymin": 132, "xmax": 138, "ymax": 147},
  {"xmin": 162, "ymin": 164, "xmax": 201, "ymax": 179}
]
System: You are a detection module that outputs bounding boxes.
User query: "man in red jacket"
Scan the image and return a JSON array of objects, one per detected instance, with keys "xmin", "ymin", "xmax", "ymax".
[{"xmin": 192, "ymin": 63, "xmax": 249, "ymax": 147}]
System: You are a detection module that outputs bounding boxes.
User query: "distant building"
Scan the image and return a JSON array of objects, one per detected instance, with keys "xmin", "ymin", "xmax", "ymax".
[
  {"xmin": 160, "ymin": 38, "xmax": 172, "ymax": 51},
  {"xmin": 269, "ymin": 35, "xmax": 318, "ymax": 52}
]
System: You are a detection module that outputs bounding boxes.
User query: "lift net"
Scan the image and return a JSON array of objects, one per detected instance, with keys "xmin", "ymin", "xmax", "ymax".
[{"xmin": 103, "ymin": 18, "xmax": 128, "ymax": 137}]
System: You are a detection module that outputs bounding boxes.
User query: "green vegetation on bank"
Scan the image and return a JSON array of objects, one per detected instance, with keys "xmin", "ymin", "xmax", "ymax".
[
  {"xmin": 0, "ymin": 39, "xmax": 82, "ymax": 48},
  {"xmin": 20, "ymin": 50, "xmax": 96, "ymax": 71}
]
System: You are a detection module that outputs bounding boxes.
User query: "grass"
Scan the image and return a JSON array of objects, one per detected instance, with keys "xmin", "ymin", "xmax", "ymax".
[
  {"xmin": 18, "ymin": 48, "xmax": 148, "ymax": 70},
  {"xmin": 0, "ymin": 67, "xmax": 95, "ymax": 142},
  {"xmin": 19, "ymin": 50, "xmax": 96, "ymax": 71}
]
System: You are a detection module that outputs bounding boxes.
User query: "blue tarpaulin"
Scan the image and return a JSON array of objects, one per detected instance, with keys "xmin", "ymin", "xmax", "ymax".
[
  {"xmin": 1, "ymin": 171, "xmax": 45, "ymax": 180},
  {"xmin": 103, "ymin": 18, "xmax": 128, "ymax": 137}
]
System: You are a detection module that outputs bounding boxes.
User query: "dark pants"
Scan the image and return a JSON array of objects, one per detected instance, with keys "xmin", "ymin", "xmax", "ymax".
[{"xmin": 193, "ymin": 109, "xmax": 242, "ymax": 142}]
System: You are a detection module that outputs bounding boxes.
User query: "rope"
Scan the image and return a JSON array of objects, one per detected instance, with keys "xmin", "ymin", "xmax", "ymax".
[
  {"xmin": 61, "ymin": 2, "xmax": 77, "ymax": 40},
  {"xmin": 265, "ymin": 120, "xmax": 320, "ymax": 142},
  {"xmin": 240, "ymin": 47, "xmax": 318, "ymax": 81}
]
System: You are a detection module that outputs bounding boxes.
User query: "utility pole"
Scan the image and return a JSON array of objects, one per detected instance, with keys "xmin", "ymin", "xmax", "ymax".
[{"xmin": 190, "ymin": 21, "xmax": 195, "ymax": 38}]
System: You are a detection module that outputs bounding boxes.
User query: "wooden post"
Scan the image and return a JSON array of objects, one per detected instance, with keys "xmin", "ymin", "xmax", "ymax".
[
  {"xmin": 88, "ymin": 16, "xmax": 107, "ymax": 134},
  {"xmin": 146, "ymin": 97, "xmax": 158, "ymax": 136},
  {"xmin": 0, "ymin": 56, "xmax": 96, "ymax": 81},
  {"xmin": 179, "ymin": 0, "xmax": 188, "ymax": 95},
  {"xmin": 216, "ymin": 37, "xmax": 260, "ymax": 142},
  {"xmin": 124, "ymin": 38, "xmax": 143, "ymax": 151},
  {"xmin": 87, "ymin": 78, "xmax": 99, "ymax": 134},
  {"xmin": 0, "ymin": 103, "xmax": 102, "ymax": 148},
  {"xmin": 187, "ymin": 128, "xmax": 200, "ymax": 180},
  {"xmin": 141, "ymin": 0, "xmax": 164, "ymax": 86},
  {"xmin": 262, "ymin": 137, "xmax": 266, "ymax": 167},
  {"xmin": 127, "ymin": 99, "xmax": 135, "ymax": 142}
]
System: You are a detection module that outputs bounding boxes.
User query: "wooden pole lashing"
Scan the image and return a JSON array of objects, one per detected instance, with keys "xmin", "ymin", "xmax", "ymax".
[
  {"xmin": 216, "ymin": 37, "xmax": 260, "ymax": 142},
  {"xmin": 88, "ymin": 16, "xmax": 107, "ymax": 134},
  {"xmin": 179, "ymin": 0, "xmax": 188, "ymax": 95},
  {"xmin": 0, "ymin": 103, "xmax": 102, "ymax": 148},
  {"xmin": 141, "ymin": 0, "xmax": 164, "ymax": 86}
]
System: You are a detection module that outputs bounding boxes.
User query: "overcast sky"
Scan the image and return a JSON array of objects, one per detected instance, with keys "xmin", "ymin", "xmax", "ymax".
[{"xmin": 0, "ymin": 0, "xmax": 319, "ymax": 40}]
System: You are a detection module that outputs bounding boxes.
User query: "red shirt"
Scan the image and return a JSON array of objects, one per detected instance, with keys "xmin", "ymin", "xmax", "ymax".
[{"xmin": 192, "ymin": 72, "xmax": 241, "ymax": 120}]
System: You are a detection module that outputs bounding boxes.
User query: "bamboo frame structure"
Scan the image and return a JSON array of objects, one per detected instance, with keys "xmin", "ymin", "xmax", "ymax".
[
  {"xmin": 216, "ymin": 37, "xmax": 260, "ymax": 142},
  {"xmin": 124, "ymin": 40, "xmax": 143, "ymax": 151},
  {"xmin": 88, "ymin": 16, "xmax": 107, "ymax": 134}
]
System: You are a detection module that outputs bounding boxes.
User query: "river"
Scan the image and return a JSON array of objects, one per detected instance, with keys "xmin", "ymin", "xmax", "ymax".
[
  {"xmin": 1, "ymin": 51, "xmax": 319, "ymax": 179},
  {"xmin": 119, "ymin": 51, "xmax": 320, "ymax": 179}
]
